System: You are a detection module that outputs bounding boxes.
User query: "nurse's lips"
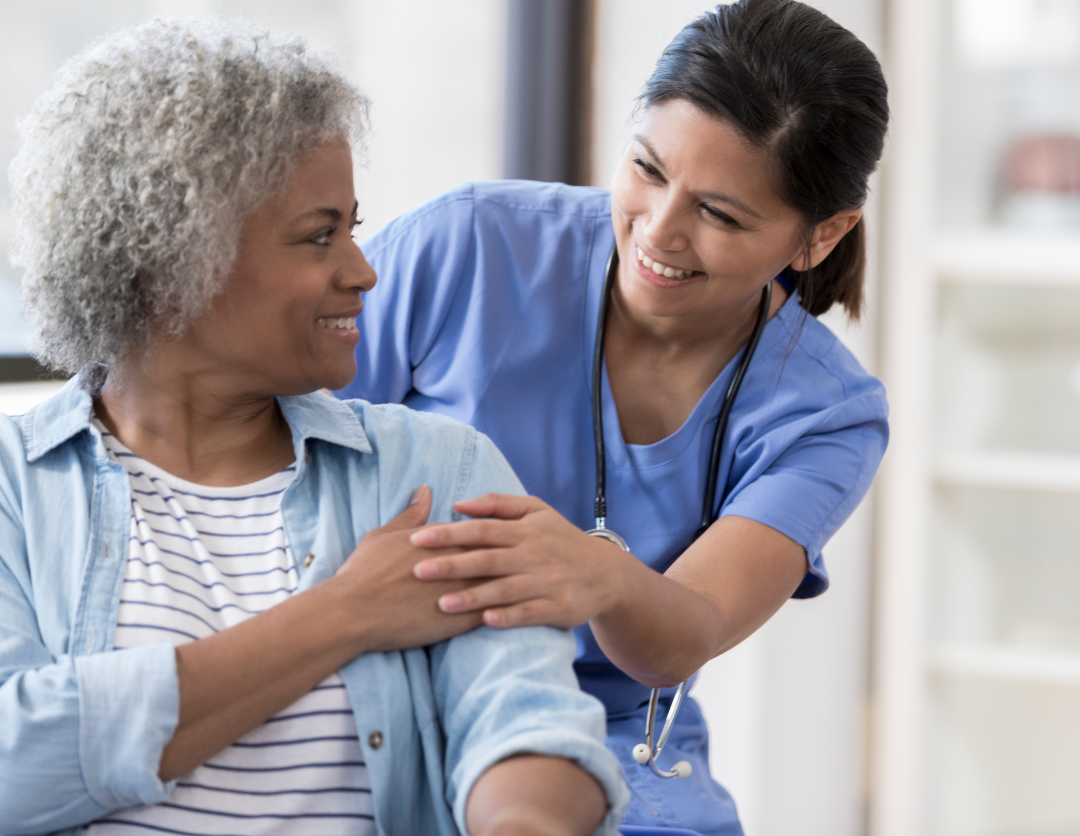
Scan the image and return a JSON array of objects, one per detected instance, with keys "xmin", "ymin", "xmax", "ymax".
[{"xmin": 632, "ymin": 241, "xmax": 703, "ymax": 286}]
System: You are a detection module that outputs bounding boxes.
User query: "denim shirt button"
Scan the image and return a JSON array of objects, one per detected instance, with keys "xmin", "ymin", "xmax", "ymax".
[
  {"xmin": 368, "ymin": 731, "xmax": 384, "ymax": 750},
  {"xmin": 303, "ymin": 552, "xmax": 315, "ymax": 568}
]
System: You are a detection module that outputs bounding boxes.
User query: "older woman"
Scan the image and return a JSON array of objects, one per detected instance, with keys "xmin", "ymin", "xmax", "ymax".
[{"xmin": 0, "ymin": 19, "xmax": 626, "ymax": 836}]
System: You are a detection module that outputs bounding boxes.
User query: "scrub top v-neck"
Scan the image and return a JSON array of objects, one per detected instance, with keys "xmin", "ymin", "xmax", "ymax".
[{"xmin": 336, "ymin": 179, "xmax": 889, "ymax": 835}]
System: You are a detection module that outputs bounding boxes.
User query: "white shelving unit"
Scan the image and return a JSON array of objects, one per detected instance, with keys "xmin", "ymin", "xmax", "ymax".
[{"xmin": 875, "ymin": 1, "xmax": 1080, "ymax": 834}]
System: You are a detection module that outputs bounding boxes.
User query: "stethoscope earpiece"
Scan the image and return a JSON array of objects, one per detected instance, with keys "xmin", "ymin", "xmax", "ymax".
[{"xmin": 589, "ymin": 244, "xmax": 770, "ymax": 780}]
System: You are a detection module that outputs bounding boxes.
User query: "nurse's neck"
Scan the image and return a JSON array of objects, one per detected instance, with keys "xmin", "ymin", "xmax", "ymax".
[{"xmin": 604, "ymin": 278, "xmax": 786, "ymax": 445}]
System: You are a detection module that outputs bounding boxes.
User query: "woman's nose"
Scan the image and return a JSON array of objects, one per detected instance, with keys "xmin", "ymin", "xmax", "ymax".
[{"xmin": 341, "ymin": 240, "xmax": 377, "ymax": 293}]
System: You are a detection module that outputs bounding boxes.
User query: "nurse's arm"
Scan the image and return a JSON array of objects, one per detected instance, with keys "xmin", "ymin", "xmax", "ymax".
[
  {"xmin": 585, "ymin": 515, "xmax": 806, "ymax": 687},
  {"xmin": 412, "ymin": 495, "xmax": 805, "ymax": 688}
]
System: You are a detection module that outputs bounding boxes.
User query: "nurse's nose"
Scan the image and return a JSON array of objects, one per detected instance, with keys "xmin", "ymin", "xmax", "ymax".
[{"xmin": 640, "ymin": 194, "xmax": 690, "ymax": 253}]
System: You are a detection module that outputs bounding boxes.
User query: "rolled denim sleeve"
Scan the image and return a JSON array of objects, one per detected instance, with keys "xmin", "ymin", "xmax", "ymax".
[
  {"xmin": 433, "ymin": 625, "xmax": 629, "ymax": 836},
  {"xmin": 436, "ymin": 432, "xmax": 629, "ymax": 834},
  {"xmin": 0, "ymin": 539, "xmax": 179, "ymax": 833}
]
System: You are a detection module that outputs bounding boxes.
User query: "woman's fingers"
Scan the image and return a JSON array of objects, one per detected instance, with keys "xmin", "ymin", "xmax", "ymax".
[
  {"xmin": 451, "ymin": 492, "xmax": 549, "ymax": 520},
  {"xmin": 381, "ymin": 484, "xmax": 432, "ymax": 531}
]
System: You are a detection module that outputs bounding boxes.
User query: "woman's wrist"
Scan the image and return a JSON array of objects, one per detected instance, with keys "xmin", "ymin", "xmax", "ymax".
[{"xmin": 307, "ymin": 573, "xmax": 379, "ymax": 659}]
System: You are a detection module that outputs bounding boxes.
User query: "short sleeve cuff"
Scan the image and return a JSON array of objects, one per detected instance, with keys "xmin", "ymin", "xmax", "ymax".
[
  {"xmin": 451, "ymin": 729, "xmax": 631, "ymax": 836},
  {"xmin": 76, "ymin": 643, "xmax": 180, "ymax": 808}
]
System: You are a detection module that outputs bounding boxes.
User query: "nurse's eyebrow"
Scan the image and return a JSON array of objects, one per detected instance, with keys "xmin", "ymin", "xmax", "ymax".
[{"xmin": 634, "ymin": 134, "xmax": 764, "ymax": 220}]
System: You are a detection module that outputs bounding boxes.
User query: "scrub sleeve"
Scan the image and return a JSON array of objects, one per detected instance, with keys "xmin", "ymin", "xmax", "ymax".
[{"xmin": 338, "ymin": 180, "xmax": 889, "ymax": 836}]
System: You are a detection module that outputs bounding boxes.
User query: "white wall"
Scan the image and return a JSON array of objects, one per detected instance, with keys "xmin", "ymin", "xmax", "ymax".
[
  {"xmin": 342, "ymin": 0, "xmax": 506, "ymax": 236},
  {"xmin": 590, "ymin": 2, "xmax": 884, "ymax": 834},
  {"xmin": 0, "ymin": 0, "xmax": 506, "ymax": 353}
]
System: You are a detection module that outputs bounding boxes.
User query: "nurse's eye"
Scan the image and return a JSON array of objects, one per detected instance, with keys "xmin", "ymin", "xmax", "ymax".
[
  {"xmin": 350, "ymin": 218, "xmax": 364, "ymax": 239},
  {"xmin": 702, "ymin": 203, "xmax": 742, "ymax": 229},
  {"xmin": 633, "ymin": 157, "xmax": 663, "ymax": 182}
]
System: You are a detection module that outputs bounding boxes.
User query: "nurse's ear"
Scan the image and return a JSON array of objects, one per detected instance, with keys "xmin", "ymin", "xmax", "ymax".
[{"xmin": 789, "ymin": 208, "xmax": 863, "ymax": 272}]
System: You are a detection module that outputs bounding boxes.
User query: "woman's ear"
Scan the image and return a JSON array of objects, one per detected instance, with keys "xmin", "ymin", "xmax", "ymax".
[{"xmin": 790, "ymin": 208, "xmax": 863, "ymax": 271}]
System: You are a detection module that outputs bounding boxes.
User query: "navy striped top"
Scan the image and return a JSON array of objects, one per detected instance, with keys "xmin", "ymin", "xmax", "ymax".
[{"xmin": 87, "ymin": 419, "xmax": 375, "ymax": 836}]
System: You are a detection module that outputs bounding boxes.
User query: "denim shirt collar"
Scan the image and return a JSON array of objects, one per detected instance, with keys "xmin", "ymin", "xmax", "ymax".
[{"xmin": 20, "ymin": 376, "xmax": 373, "ymax": 464}]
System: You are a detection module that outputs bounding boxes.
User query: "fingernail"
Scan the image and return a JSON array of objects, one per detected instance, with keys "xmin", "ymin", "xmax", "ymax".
[
  {"xmin": 413, "ymin": 560, "xmax": 437, "ymax": 579},
  {"xmin": 439, "ymin": 594, "xmax": 461, "ymax": 613},
  {"xmin": 409, "ymin": 485, "xmax": 427, "ymax": 505},
  {"xmin": 410, "ymin": 530, "xmax": 434, "ymax": 546},
  {"xmin": 483, "ymin": 610, "xmax": 502, "ymax": 627}
]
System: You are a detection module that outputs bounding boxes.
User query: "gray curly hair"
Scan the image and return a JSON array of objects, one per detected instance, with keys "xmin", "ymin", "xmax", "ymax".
[{"xmin": 8, "ymin": 17, "xmax": 368, "ymax": 383}]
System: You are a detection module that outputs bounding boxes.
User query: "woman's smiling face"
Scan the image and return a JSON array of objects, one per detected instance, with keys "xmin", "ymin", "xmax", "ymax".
[
  {"xmin": 610, "ymin": 99, "xmax": 808, "ymax": 321},
  {"xmin": 180, "ymin": 140, "xmax": 375, "ymax": 395}
]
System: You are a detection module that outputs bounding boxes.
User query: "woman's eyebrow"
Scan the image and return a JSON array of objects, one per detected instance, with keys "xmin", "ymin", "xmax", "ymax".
[{"xmin": 295, "ymin": 201, "xmax": 358, "ymax": 223}]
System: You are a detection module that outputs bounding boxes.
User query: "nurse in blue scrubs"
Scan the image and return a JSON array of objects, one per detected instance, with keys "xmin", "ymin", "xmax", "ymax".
[{"xmin": 337, "ymin": 2, "xmax": 889, "ymax": 833}]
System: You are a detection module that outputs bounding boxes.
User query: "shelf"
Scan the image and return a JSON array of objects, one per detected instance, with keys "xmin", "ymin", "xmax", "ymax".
[
  {"xmin": 929, "ymin": 642, "xmax": 1080, "ymax": 687},
  {"xmin": 935, "ymin": 450, "xmax": 1080, "ymax": 492},
  {"xmin": 933, "ymin": 231, "xmax": 1080, "ymax": 285}
]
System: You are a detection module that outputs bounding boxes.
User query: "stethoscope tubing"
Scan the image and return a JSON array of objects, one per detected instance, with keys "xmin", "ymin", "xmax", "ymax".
[{"xmin": 588, "ymin": 243, "xmax": 772, "ymax": 778}]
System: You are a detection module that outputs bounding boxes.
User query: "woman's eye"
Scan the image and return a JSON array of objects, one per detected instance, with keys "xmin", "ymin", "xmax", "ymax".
[
  {"xmin": 311, "ymin": 228, "xmax": 333, "ymax": 246},
  {"xmin": 702, "ymin": 204, "xmax": 741, "ymax": 229},
  {"xmin": 633, "ymin": 157, "xmax": 662, "ymax": 180}
]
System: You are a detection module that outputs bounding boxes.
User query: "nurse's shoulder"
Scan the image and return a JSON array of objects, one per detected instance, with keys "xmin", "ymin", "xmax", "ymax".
[{"xmin": 772, "ymin": 298, "xmax": 888, "ymax": 413}]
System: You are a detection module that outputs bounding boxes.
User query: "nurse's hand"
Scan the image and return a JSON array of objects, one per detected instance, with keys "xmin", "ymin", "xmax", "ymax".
[{"xmin": 408, "ymin": 494, "xmax": 636, "ymax": 629}]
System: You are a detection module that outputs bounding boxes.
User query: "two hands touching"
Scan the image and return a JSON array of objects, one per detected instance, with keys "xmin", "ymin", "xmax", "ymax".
[{"xmin": 331, "ymin": 485, "xmax": 612, "ymax": 836}]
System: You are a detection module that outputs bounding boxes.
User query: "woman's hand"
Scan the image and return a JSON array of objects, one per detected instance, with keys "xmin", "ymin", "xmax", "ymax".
[
  {"xmin": 161, "ymin": 485, "xmax": 483, "ymax": 780},
  {"xmin": 330, "ymin": 484, "xmax": 486, "ymax": 652},
  {"xmin": 408, "ymin": 494, "xmax": 635, "ymax": 629}
]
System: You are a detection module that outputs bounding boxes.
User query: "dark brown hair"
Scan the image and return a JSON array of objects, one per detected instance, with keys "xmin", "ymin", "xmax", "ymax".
[{"xmin": 642, "ymin": 0, "xmax": 888, "ymax": 318}]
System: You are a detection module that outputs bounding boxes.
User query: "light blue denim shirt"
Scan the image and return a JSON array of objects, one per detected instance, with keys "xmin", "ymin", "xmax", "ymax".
[{"xmin": 0, "ymin": 379, "xmax": 628, "ymax": 836}]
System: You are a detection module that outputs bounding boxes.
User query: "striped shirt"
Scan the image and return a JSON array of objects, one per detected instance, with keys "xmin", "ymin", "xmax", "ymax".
[{"xmin": 87, "ymin": 419, "xmax": 375, "ymax": 836}]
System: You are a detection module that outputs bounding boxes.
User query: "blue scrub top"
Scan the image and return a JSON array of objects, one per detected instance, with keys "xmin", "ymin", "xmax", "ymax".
[{"xmin": 338, "ymin": 180, "xmax": 889, "ymax": 835}]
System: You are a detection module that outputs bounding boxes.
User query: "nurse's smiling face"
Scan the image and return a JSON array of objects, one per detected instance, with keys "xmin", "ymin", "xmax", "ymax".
[{"xmin": 610, "ymin": 99, "xmax": 855, "ymax": 322}]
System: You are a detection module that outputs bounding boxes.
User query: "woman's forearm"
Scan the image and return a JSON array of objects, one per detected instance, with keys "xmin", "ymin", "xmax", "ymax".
[
  {"xmin": 466, "ymin": 755, "xmax": 606, "ymax": 836},
  {"xmin": 160, "ymin": 579, "xmax": 363, "ymax": 780}
]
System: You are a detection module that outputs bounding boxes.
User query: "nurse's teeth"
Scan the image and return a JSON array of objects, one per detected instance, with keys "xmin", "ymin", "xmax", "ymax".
[{"xmin": 636, "ymin": 246, "xmax": 690, "ymax": 279}]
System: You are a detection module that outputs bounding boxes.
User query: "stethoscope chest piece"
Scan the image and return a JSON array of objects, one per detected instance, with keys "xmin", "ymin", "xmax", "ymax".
[{"xmin": 585, "ymin": 525, "xmax": 630, "ymax": 551}]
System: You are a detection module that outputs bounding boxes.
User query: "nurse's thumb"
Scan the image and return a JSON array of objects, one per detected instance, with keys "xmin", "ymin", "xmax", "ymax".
[{"xmin": 385, "ymin": 484, "xmax": 432, "ymax": 530}]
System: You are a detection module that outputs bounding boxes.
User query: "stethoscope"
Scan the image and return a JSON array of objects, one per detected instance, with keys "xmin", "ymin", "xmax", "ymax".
[{"xmin": 585, "ymin": 244, "xmax": 772, "ymax": 780}]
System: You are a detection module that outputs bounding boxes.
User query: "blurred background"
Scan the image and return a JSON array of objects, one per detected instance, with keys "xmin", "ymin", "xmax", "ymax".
[{"xmin": 2, "ymin": 1, "xmax": 1079, "ymax": 834}]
